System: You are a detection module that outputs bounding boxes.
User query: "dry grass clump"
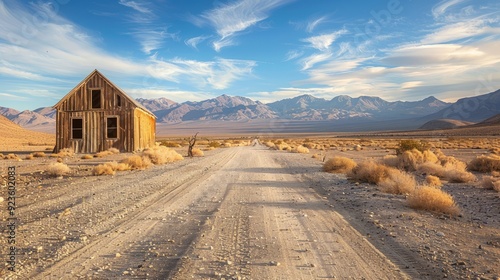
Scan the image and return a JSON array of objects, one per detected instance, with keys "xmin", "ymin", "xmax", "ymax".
[
  {"xmin": 467, "ymin": 154, "xmax": 500, "ymax": 173},
  {"xmin": 95, "ymin": 148, "xmax": 119, "ymax": 158},
  {"xmin": 93, "ymin": 164, "xmax": 116, "ymax": 176},
  {"xmin": 417, "ymin": 162, "xmax": 475, "ymax": 183},
  {"xmin": 46, "ymin": 162, "xmax": 71, "ymax": 177},
  {"xmin": 142, "ymin": 146, "xmax": 183, "ymax": 164},
  {"xmin": 120, "ymin": 155, "xmax": 152, "ymax": 170},
  {"xmin": 479, "ymin": 176, "xmax": 500, "ymax": 192},
  {"xmin": 191, "ymin": 148, "xmax": 204, "ymax": 157},
  {"xmin": 407, "ymin": 186, "xmax": 459, "ymax": 215},
  {"xmin": 312, "ymin": 154, "xmax": 324, "ymax": 161},
  {"xmin": 81, "ymin": 154, "xmax": 94, "ymax": 160},
  {"xmin": 93, "ymin": 161, "xmax": 131, "ymax": 176},
  {"xmin": 293, "ymin": 145, "xmax": 309, "ymax": 154},
  {"xmin": 264, "ymin": 141, "xmax": 275, "ymax": 149},
  {"xmin": 491, "ymin": 147, "xmax": 500, "ymax": 155},
  {"xmin": 161, "ymin": 141, "xmax": 182, "ymax": 148},
  {"xmin": 25, "ymin": 154, "xmax": 35, "ymax": 160},
  {"xmin": 426, "ymin": 175, "xmax": 442, "ymax": 188},
  {"xmin": 54, "ymin": 148, "xmax": 74, "ymax": 158},
  {"xmin": 33, "ymin": 152, "xmax": 46, "ymax": 158},
  {"xmin": 323, "ymin": 157, "xmax": 357, "ymax": 174},
  {"xmin": 303, "ymin": 142, "xmax": 316, "ymax": 149},
  {"xmin": 274, "ymin": 143, "xmax": 289, "ymax": 151},
  {"xmin": 4, "ymin": 154, "xmax": 20, "ymax": 160},
  {"xmin": 348, "ymin": 161, "xmax": 392, "ymax": 184},
  {"xmin": 378, "ymin": 169, "xmax": 417, "ymax": 195}
]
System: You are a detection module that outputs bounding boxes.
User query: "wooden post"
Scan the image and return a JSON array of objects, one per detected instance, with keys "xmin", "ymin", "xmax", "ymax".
[{"xmin": 188, "ymin": 132, "xmax": 199, "ymax": 158}]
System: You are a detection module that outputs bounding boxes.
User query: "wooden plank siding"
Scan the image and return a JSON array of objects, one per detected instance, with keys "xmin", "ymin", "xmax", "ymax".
[{"xmin": 53, "ymin": 70, "xmax": 156, "ymax": 154}]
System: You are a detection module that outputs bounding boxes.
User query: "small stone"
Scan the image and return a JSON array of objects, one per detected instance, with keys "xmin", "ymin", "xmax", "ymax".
[
  {"xmin": 226, "ymin": 260, "xmax": 233, "ymax": 265},
  {"xmin": 269, "ymin": 261, "xmax": 280, "ymax": 266},
  {"xmin": 115, "ymin": 253, "xmax": 122, "ymax": 258},
  {"xmin": 436, "ymin": 232, "xmax": 445, "ymax": 237}
]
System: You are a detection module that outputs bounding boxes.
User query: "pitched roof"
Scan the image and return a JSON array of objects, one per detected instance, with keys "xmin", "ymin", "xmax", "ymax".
[{"xmin": 53, "ymin": 69, "xmax": 156, "ymax": 118}]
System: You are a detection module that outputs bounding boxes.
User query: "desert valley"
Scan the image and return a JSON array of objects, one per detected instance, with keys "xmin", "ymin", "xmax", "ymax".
[{"xmin": 1, "ymin": 89, "xmax": 500, "ymax": 280}]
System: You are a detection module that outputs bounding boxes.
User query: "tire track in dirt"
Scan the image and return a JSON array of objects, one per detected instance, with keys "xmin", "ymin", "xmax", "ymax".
[
  {"xmin": 24, "ymin": 148, "xmax": 239, "ymax": 279},
  {"xmin": 171, "ymin": 146, "xmax": 409, "ymax": 280}
]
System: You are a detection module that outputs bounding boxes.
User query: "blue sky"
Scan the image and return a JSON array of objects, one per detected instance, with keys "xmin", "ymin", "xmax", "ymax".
[{"xmin": 0, "ymin": 0, "xmax": 499, "ymax": 110}]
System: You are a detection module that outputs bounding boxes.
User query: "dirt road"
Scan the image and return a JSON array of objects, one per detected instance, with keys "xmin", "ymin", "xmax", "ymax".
[{"xmin": 8, "ymin": 146, "xmax": 410, "ymax": 279}]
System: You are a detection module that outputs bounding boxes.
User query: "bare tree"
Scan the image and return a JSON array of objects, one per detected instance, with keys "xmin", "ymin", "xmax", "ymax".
[{"xmin": 188, "ymin": 132, "xmax": 199, "ymax": 158}]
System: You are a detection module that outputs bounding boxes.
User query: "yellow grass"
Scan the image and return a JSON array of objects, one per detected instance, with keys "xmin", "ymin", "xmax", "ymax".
[
  {"xmin": 25, "ymin": 154, "xmax": 34, "ymax": 160},
  {"xmin": 81, "ymin": 154, "xmax": 94, "ymax": 160},
  {"xmin": 323, "ymin": 157, "xmax": 357, "ymax": 174},
  {"xmin": 426, "ymin": 175, "xmax": 442, "ymax": 188},
  {"xmin": 293, "ymin": 145, "xmax": 309, "ymax": 154},
  {"xmin": 33, "ymin": 152, "xmax": 46, "ymax": 158},
  {"xmin": 93, "ymin": 161, "xmax": 131, "ymax": 176},
  {"xmin": 468, "ymin": 154, "xmax": 500, "ymax": 173},
  {"xmin": 407, "ymin": 186, "xmax": 459, "ymax": 215},
  {"xmin": 348, "ymin": 161, "xmax": 392, "ymax": 184},
  {"xmin": 92, "ymin": 164, "xmax": 116, "ymax": 176},
  {"xmin": 55, "ymin": 148, "xmax": 74, "ymax": 158},
  {"xmin": 378, "ymin": 169, "xmax": 416, "ymax": 195},
  {"xmin": 142, "ymin": 146, "xmax": 183, "ymax": 164},
  {"xmin": 121, "ymin": 155, "xmax": 152, "ymax": 170},
  {"xmin": 191, "ymin": 148, "xmax": 204, "ymax": 157},
  {"xmin": 46, "ymin": 162, "xmax": 71, "ymax": 177},
  {"xmin": 479, "ymin": 176, "xmax": 500, "ymax": 192}
]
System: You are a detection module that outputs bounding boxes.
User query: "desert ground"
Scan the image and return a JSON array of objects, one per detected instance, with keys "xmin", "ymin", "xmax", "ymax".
[{"xmin": 1, "ymin": 133, "xmax": 500, "ymax": 279}]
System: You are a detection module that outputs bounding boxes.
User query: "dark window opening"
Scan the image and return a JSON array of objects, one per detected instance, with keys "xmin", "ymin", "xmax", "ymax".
[
  {"xmin": 91, "ymin": 89, "xmax": 101, "ymax": 109},
  {"xmin": 107, "ymin": 117, "xmax": 118, "ymax": 138},
  {"xmin": 117, "ymin": 95, "xmax": 122, "ymax": 107},
  {"xmin": 72, "ymin": 118, "xmax": 83, "ymax": 139}
]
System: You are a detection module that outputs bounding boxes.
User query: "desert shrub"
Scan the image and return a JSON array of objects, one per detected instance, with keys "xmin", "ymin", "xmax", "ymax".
[
  {"xmin": 142, "ymin": 146, "xmax": 183, "ymax": 164},
  {"xmin": 323, "ymin": 157, "xmax": 357, "ymax": 174},
  {"xmin": 81, "ymin": 154, "xmax": 94, "ymax": 160},
  {"xmin": 264, "ymin": 141, "xmax": 275, "ymax": 148},
  {"xmin": 121, "ymin": 155, "xmax": 152, "ymax": 170},
  {"xmin": 5, "ymin": 154, "xmax": 20, "ymax": 160},
  {"xmin": 479, "ymin": 176, "xmax": 500, "ymax": 192},
  {"xmin": 208, "ymin": 141, "xmax": 221, "ymax": 148},
  {"xmin": 222, "ymin": 143, "xmax": 233, "ymax": 148},
  {"xmin": 293, "ymin": 145, "xmax": 309, "ymax": 154},
  {"xmin": 378, "ymin": 169, "xmax": 417, "ymax": 195},
  {"xmin": 56, "ymin": 148, "xmax": 74, "ymax": 158},
  {"xmin": 108, "ymin": 148, "xmax": 120, "ymax": 154},
  {"xmin": 95, "ymin": 151, "xmax": 112, "ymax": 158},
  {"xmin": 381, "ymin": 155, "xmax": 399, "ymax": 167},
  {"xmin": 25, "ymin": 154, "xmax": 35, "ymax": 160},
  {"xmin": 93, "ymin": 164, "xmax": 116, "ymax": 176},
  {"xmin": 46, "ymin": 162, "xmax": 71, "ymax": 177},
  {"xmin": 161, "ymin": 141, "xmax": 182, "ymax": 148},
  {"xmin": 191, "ymin": 148, "xmax": 204, "ymax": 157},
  {"xmin": 303, "ymin": 142, "xmax": 316, "ymax": 149},
  {"xmin": 491, "ymin": 148, "xmax": 500, "ymax": 155},
  {"xmin": 33, "ymin": 152, "xmax": 46, "ymax": 158},
  {"xmin": 348, "ymin": 161, "xmax": 392, "ymax": 184},
  {"xmin": 354, "ymin": 145, "xmax": 362, "ymax": 151},
  {"xmin": 312, "ymin": 154, "xmax": 323, "ymax": 160},
  {"xmin": 426, "ymin": 175, "xmax": 442, "ymax": 188},
  {"xmin": 93, "ymin": 161, "xmax": 131, "ymax": 176},
  {"xmin": 407, "ymin": 186, "xmax": 459, "ymax": 215},
  {"xmin": 468, "ymin": 154, "xmax": 500, "ymax": 173},
  {"xmin": 396, "ymin": 140, "xmax": 429, "ymax": 155},
  {"xmin": 275, "ymin": 143, "xmax": 289, "ymax": 151},
  {"xmin": 417, "ymin": 161, "xmax": 475, "ymax": 183}
]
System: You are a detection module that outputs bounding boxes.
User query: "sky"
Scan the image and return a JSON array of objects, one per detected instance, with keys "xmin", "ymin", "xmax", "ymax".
[{"xmin": 0, "ymin": 0, "xmax": 499, "ymax": 110}]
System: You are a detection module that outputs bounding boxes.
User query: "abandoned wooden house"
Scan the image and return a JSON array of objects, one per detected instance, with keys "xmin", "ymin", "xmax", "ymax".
[{"xmin": 53, "ymin": 69, "xmax": 156, "ymax": 153}]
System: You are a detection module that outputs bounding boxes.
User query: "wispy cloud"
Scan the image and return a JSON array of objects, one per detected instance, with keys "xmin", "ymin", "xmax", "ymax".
[
  {"xmin": 432, "ymin": 0, "xmax": 468, "ymax": 19},
  {"xmin": 118, "ymin": 0, "xmax": 152, "ymax": 15},
  {"xmin": 285, "ymin": 50, "xmax": 303, "ymax": 61},
  {"xmin": 302, "ymin": 30, "xmax": 348, "ymax": 51},
  {"xmin": 130, "ymin": 28, "xmax": 177, "ymax": 55},
  {"xmin": 0, "ymin": 93, "xmax": 29, "ymax": 101},
  {"xmin": 200, "ymin": 0, "xmax": 293, "ymax": 51},
  {"xmin": 148, "ymin": 57, "xmax": 257, "ymax": 90},
  {"xmin": 0, "ymin": 1, "xmax": 258, "ymax": 95},
  {"xmin": 185, "ymin": 35, "xmax": 211, "ymax": 49},
  {"xmin": 306, "ymin": 16, "xmax": 327, "ymax": 33}
]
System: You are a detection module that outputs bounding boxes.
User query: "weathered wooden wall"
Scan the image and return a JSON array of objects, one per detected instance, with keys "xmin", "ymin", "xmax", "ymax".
[{"xmin": 54, "ymin": 71, "xmax": 156, "ymax": 153}]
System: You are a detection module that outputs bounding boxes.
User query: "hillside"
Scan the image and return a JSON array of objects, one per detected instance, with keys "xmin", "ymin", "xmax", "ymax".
[
  {"xmin": 0, "ymin": 115, "xmax": 54, "ymax": 150},
  {"xmin": 419, "ymin": 119, "xmax": 475, "ymax": 130}
]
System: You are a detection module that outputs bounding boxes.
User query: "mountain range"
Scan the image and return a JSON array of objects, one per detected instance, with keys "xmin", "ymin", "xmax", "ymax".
[{"xmin": 1, "ymin": 89, "xmax": 500, "ymax": 132}]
